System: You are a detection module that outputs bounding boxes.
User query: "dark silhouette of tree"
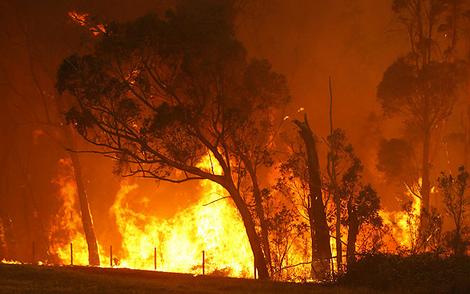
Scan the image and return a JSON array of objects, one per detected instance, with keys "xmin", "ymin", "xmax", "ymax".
[
  {"xmin": 326, "ymin": 78, "xmax": 342, "ymax": 272},
  {"xmin": 326, "ymin": 129, "xmax": 382, "ymax": 267},
  {"xmin": 377, "ymin": 138, "xmax": 415, "ymax": 183},
  {"xmin": 378, "ymin": 0, "xmax": 469, "ymax": 239},
  {"xmin": 437, "ymin": 166, "xmax": 469, "ymax": 255},
  {"xmin": 0, "ymin": 0, "xmax": 102, "ymax": 265},
  {"xmin": 292, "ymin": 115, "xmax": 332, "ymax": 279},
  {"xmin": 57, "ymin": 0, "xmax": 289, "ymax": 279}
]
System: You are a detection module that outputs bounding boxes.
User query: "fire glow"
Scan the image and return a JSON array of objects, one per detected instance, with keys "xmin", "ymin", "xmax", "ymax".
[
  {"xmin": 40, "ymin": 157, "xmax": 426, "ymax": 278},
  {"xmin": 51, "ymin": 156, "xmax": 254, "ymax": 277}
]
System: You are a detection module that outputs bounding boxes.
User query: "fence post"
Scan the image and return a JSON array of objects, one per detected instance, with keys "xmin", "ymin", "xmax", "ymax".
[
  {"xmin": 254, "ymin": 259, "xmax": 257, "ymax": 279},
  {"xmin": 32, "ymin": 241, "xmax": 35, "ymax": 265},
  {"xmin": 202, "ymin": 250, "xmax": 205, "ymax": 275},
  {"xmin": 70, "ymin": 243, "xmax": 73, "ymax": 266},
  {"xmin": 110, "ymin": 245, "xmax": 113, "ymax": 267},
  {"xmin": 154, "ymin": 247, "xmax": 156, "ymax": 270}
]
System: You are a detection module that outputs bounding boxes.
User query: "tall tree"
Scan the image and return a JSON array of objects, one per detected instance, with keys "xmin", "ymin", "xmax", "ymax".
[
  {"xmin": 1, "ymin": 0, "xmax": 102, "ymax": 265},
  {"xmin": 293, "ymin": 115, "xmax": 332, "ymax": 279},
  {"xmin": 378, "ymin": 0, "xmax": 468, "ymax": 233},
  {"xmin": 326, "ymin": 77, "xmax": 342, "ymax": 272},
  {"xmin": 57, "ymin": 0, "xmax": 289, "ymax": 279}
]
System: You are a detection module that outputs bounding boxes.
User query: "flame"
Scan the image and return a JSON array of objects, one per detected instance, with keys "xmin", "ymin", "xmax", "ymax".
[
  {"xmin": 46, "ymin": 158, "xmax": 428, "ymax": 278},
  {"xmin": 50, "ymin": 155, "xmax": 253, "ymax": 276},
  {"xmin": 379, "ymin": 186, "xmax": 421, "ymax": 251},
  {"xmin": 68, "ymin": 11, "xmax": 106, "ymax": 36},
  {"xmin": 0, "ymin": 259, "xmax": 22, "ymax": 265},
  {"xmin": 110, "ymin": 156, "xmax": 253, "ymax": 277},
  {"xmin": 48, "ymin": 159, "xmax": 97, "ymax": 265}
]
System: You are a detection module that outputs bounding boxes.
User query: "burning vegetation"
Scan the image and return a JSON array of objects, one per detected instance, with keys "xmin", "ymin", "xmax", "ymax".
[{"xmin": 0, "ymin": 0, "xmax": 469, "ymax": 290}]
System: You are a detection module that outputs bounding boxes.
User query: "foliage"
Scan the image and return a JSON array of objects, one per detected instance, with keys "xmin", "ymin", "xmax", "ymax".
[
  {"xmin": 437, "ymin": 166, "xmax": 470, "ymax": 255},
  {"xmin": 57, "ymin": 1, "xmax": 289, "ymax": 183},
  {"xmin": 377, "ymin": 57, "xmax": 467, "ymax": 129},
  {"xmin": 376, "ymin": 138, "xmax": 415, "ymax": 182},
  {"xmin": 339, "ymin": 253, "xmax": 470, "ymax": 292},
  {"xmin": 56, "ymin": 0, "xmax": 290, "ymax": 279}
]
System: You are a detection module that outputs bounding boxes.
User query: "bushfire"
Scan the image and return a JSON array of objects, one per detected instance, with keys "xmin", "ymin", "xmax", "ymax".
[{"xmin": 5, "ymin": 156, "xmax": 424, "ymax": 279}]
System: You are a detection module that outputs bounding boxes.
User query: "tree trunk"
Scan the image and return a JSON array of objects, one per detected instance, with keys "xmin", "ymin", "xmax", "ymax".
[
  {"xmin": 56, "ymin": 95, "xmax": 100, "ymax": 266},
  {"xmin": 346, "ymin": 208, "xmax": 359, "ymax": 267},
  {"xmin": 422, "ymin": 128, "xmax": 431, "ymax": 213},
  {"xmin": 225, "ymin": 182, "xmax": 269, "ymax": 279},
  {"xmin": 329, "ymin": 77, "xmax": 342, "ymax": 272},
  {"xmin": 246, "ymin": 162, "xmax": 272, "ymax": 275},
  {"xmin": 294, "ymin": 115, "xmax": 332, "ymax": 279},
  {"xmin": 63, "ymin": 128, "xmax": 101, "ymax": 266},
  {"xmin": 419, "ymin": 126, "xmax": 432, "ymax": 252}
]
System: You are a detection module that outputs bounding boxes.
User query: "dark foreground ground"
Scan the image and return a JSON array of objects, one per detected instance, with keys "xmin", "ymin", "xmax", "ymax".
[
  {"xmin": 0, "ymin": 264, "xmax": 370, "ymax": 294},
  {"xmin": 1, "ymin": 255, "xmax": 469, "ymax": 294}
]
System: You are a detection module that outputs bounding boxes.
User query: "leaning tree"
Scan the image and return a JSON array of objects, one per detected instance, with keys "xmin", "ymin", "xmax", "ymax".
[{"xmin": 57, "ymin": 0, "xmax": 289, "ymax": 279}]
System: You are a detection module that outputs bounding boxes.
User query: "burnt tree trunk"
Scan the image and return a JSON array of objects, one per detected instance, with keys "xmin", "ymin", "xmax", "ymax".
[
  {"xmin": 225, "ymin": 182, "xmax": 270, "ymax": 279},
  {"xmin": 294, "ymin": 115, "xmax": 331, "ymax": 279}
]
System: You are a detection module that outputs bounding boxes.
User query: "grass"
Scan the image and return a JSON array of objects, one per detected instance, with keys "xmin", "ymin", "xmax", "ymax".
[
  {"xmin": 0, "ymin": 264, "xmax": 376, "ymax": 294},
  {"xmin": 3, "ymin": 256, "xmax": 468, "ymax": 293}
]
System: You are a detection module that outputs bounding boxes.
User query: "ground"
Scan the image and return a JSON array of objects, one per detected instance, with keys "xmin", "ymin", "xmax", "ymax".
[{"xmin": 0, "ymin": 264, "xmax": 378, "ymax": 294}]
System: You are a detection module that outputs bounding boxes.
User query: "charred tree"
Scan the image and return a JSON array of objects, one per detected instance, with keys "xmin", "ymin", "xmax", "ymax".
[{"xmin": 294, "ymin": 115, "xmax": 331, "ymax": 279}]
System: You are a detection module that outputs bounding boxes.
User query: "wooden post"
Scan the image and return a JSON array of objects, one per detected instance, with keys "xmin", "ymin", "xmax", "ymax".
[
  {"xmin": 32, "ymin": 241, "xmax": 35, "ymax": 265},
  {"xmin": 254, "ymin": 259, "xmax": 257, "ymax": 279},
  {"xmin": 154, "ymin": 247, "xmax": 156, "ymax": 270},
  {"xmin": 202, "ymin": 250, "xmax": 205, "ymax": 275},
  {"xmin": 70, "ymin": 243, "xmax": 73, "ymax": 266},
  {"xmin": 110, "ymin": 245, "xmax": 113, "ymax": 267}
]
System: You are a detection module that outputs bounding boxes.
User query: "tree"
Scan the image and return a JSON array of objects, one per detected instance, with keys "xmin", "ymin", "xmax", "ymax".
[
  {"xmin": 437, "ymin": 166, "xmax": 469, "ymax": 255},
  {"xmin": 326, "ymin": 78, "xmax": 342, "ymax": 272},
  {"xmin": 378, "ymin": 0, "xmax": 469, "ymax": 231},
  {"xmin": 0, "ymin": 0, "xmax": 102, "ymax": 265},
  {"xmin": 326, "ymin": 129, "xmax": 382, "ymax": 267},
  {"xmin": 57, "ymin": 0, "xmax": 289, "ymax": 279},
  {"xmin": 293, "ymin": 116, "xmax": 332, "ymax": 279}
]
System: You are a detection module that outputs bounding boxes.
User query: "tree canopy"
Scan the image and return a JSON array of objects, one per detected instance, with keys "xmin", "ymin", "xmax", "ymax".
[{"xmin": 56, "ymin": 0, "xmax": 289, "ymax": 280}]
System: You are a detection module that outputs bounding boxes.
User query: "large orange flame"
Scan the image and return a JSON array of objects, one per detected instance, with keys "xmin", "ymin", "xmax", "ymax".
[
  {"xmin": 48, "ymin": 159, "xmax": 93, "ymax": 265},
  {"xmin": 49, "ymin": 156, "xmax": 254, "ymax": 277},
  {"xmin": 379, "ymin": 185, "xmax": 421, "ymax": 252},
  {"xmin": 45, "ymin": 158, "xmax": 428, "ymax": 278}
]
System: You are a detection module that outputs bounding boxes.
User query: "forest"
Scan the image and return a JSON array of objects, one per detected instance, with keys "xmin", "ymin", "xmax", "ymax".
[{"xmin": 0, "ymin": 0, "xmax": 469, "ymax": 292}]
